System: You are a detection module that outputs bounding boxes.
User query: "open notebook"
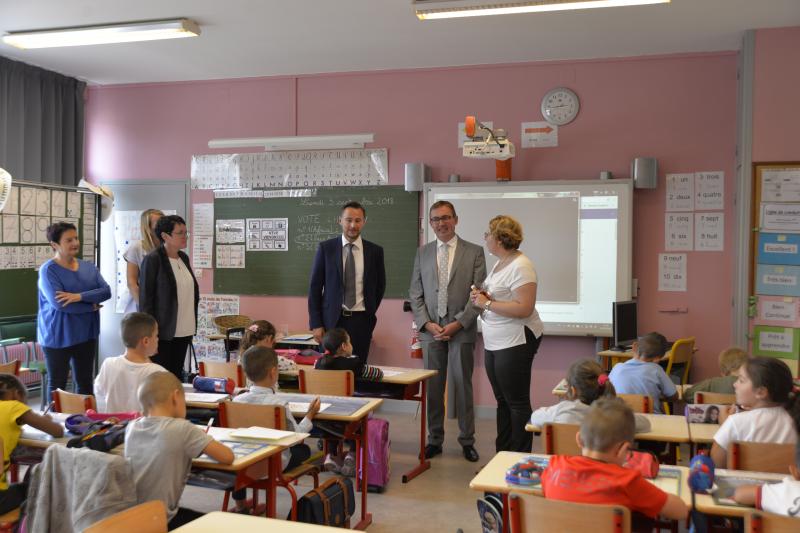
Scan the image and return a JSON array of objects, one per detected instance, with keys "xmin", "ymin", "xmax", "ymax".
[{"xmin": 229, "ymin": 426, "xmax": 297, "ymax": 441}]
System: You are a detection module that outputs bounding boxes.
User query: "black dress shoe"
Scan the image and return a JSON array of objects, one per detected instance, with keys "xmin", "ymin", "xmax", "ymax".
[
  {"xmin": 422, "ymin": 444, "xmax": 442, "ymax": 459},
  {"xmin": 463, "ymin": 445, "xmax": 479, "ymax": 462}
]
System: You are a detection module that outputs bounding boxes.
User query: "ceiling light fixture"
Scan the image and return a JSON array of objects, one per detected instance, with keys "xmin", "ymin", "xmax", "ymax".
[
  {"xmin": 208, "ymin": 134, "xmax": 375, "ymax": 151},
  {"xmin": 2, "ymin": 18, "xmax": 200, "ymax": 49},
  {"xmin": 414, "ymin": 0, "xmax": 670, "ymax": 20}
]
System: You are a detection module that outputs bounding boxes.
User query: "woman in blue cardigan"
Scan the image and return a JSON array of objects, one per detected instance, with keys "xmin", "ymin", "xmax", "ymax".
[{"xmin": 37, "ymin": 221, "xmax": 111, "ymax": 399}]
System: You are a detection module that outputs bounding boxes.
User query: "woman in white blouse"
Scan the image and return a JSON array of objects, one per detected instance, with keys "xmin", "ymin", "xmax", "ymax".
[
  {"xmin": 124, "ymin": 208, "xmax": 163, "ymax": 313},
  {"xmin": 139, "ymin": 215, "xmax": 199, "ymax": 380},
  {"xmin": 471, "ymin": 215, "xmax": 543, "ymax": 453}
]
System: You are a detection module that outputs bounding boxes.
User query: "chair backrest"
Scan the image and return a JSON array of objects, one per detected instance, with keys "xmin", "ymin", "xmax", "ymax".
[
  {"xmin": 198, "ymin": 361, "xmax": 246, "ymax": 387},
  {"xmin": 509, "ymin": 493, "xmax": 631, "ymax": 533},
  {"xmin": 84, "ymin": 500, "xmax": 167, "ymax": 533},
  {"xmin": 664, "ymin": 337, "xmax": 695, "ymax": 384},
  {"xmin": 0, "ymin": 360, "xmax": 20, "ymax": 376},
  {"xmin": 728, "ymin": 442, "xmax": 796, "ymax": 474},
  {"xmin": 694, "ymin": 392, "xmax": 736, "ymax": 405},
  {"xmin": 744, "ymin": 510, "xmax": 800, "ymax": 533},
  {"xmin": 543, "ymin": 423, "xmax": 581, "ymax": 455},
  {"xmin": 618, "ymin": 394, "xmax": 652, "ymax": 414},
  {"xmin": 218, "ymin": 401, "xmax": 287, "ymax": 430},
  {"xmin": 52, "ymin": 389, "xmax": 96, "ymax": 414},
  {"xmin": 299, "ymin": 368, "xmax": 354, "ymax": 396}
]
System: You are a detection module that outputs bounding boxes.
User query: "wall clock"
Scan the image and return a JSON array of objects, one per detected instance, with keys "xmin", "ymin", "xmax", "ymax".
[{"xmin": 541, "ymin": 87, "xmax": 580, "ymax": 126}]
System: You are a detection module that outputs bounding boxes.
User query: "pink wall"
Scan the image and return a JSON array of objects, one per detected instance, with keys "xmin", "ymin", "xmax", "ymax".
[
  {"xmin": 86, "ymin": 52, "xmax": 738, "ymax": 408},
  {"xmin": 753, "ymin": 27, "xmax": 800, "ymax": 162}
]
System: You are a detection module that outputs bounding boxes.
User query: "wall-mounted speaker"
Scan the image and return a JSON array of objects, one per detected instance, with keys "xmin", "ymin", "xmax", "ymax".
[
  {"xmin": 404, "ymin": 162, "xmax": 426, "ymax": 192},
  {"xmin": 631, "ymin": 157, "xmax": 658, "ymax": 189}
]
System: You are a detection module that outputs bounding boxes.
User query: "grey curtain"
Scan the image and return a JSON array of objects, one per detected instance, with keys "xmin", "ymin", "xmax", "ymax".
[{"xmin": 0, "ymin": 55, "xmax": 85, "ymax": 186}]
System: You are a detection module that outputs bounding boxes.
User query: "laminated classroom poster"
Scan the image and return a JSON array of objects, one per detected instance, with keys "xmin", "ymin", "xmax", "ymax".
[
  {"xmin": 751, "ymin": 325, "xmax": 800, "ymax": 360},
  {"xmin": 195, "ymin": 294, "xmax": 240, "ymax": 360},
  {"xmin": 754, "ymin": 296, "xmax": 800, "ymax": 328},
  {"xmin": 755, "ymin": 264, "xmax": 800, "ymax": 297},
  {"xmin": 756, "ymin": 232, "xmax": 800, "ymax": 266}
]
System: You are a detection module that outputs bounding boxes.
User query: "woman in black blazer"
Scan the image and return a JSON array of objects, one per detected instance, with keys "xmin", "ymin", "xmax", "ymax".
[{"xmin": 139, "ymin": 215, "xmax": 199, "ymax": 380}]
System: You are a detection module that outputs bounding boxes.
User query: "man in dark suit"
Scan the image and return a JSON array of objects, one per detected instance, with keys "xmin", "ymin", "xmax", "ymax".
[
  {"xmin": 409, "ymin": 200, "xmax": 486, "ymax": 462},
  {"xmin": 308, "ymin": 201, "xmax": 386, "ymax": 363}
]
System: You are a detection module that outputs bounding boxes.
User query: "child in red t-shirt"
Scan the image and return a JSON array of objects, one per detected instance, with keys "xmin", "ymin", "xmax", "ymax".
[{"xmin": 541, "ymin": 398, "xmax": 688, "ymax": 527}]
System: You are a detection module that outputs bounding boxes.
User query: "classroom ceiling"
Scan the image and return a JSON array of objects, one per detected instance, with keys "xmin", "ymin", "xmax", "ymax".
[{"xmin": 0, "ymin": 0, "xmax": 798, "ymax": 85}]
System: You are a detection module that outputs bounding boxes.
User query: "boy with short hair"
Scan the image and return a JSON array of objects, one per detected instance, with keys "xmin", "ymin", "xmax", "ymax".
[
  {"xmin": 125, "ymin": 371, "xmax": 234, "ymax": 529},
  {"xmin": 94, "ymin": 312, "xmax": 165, "ymax": 412},
  {"xmin": 609, "ymin": 332, "xmax": 677, "ymax": 413},
  {"xmin": 231, "ymin": 346, "xmax": 320, "ymax": 512},
  {"xmin": 542, "ymin": 398, "xmax": 688, "ymax": 527},
  {"xmin": 684, "ymin": 347, "xmax": 747, "ymax": 400}
]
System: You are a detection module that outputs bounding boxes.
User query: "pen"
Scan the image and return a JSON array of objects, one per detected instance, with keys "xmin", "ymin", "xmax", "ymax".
[
  {"xmin": 205, "ymin": 417, "xmax": 214, "ymax": 434},
  {"xmin": 42, "ymin": 401, "xmax": 54, "ymax": 416}
]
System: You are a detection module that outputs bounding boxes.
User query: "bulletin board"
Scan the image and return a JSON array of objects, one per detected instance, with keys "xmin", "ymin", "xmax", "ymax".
[{"xmin": 0, "ymin": 180, "xmax": 99, "ymax": 318}]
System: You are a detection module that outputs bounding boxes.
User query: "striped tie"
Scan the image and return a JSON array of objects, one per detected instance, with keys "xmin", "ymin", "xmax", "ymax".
[{"xmin": 437, "ymin": 243, "xmax": 449, "ymax": 318}]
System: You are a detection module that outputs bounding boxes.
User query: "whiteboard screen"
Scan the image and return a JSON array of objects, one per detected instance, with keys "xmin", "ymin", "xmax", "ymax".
[{"xmin": 425, "ymin": 180, "xmax": 633, "ymax": 337}]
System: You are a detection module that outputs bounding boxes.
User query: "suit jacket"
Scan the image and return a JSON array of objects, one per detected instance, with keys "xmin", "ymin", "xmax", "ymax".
[
  {"xmin": 139, "ymin": 246, "xmax": 199, "ymax": 340},
  {"xmin": 408, "ymin": 236, "xmax": 486, "ymax": 343},
  {"xmin": 308, "ymin": 236, "xmax": 386, "ymax": 330}
]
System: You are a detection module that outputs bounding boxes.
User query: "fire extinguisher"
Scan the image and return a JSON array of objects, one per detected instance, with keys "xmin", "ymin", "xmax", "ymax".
[{"xmin": 410, "ymin": 321, "xmax": 423, "ymax": 359}]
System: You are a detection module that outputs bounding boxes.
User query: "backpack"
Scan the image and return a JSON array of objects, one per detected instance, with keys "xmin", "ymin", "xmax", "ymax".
[{"xmin": 65, "ymin": 414, "xmax": 130, "ymax": 453}]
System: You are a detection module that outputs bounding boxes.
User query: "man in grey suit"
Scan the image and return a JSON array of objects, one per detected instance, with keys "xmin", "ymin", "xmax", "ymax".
[{"xmin": 409, "ymin": 200, "xmax": 486, "ymax": 462}]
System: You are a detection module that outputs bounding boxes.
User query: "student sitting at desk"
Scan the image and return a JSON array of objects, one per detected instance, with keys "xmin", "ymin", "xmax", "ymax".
[
  {"xmin": 541, "ymin": 398, "xmax": 688, "ymax": 531},
  {"xmin": 94, "ymin": 312, "xmax": 165, "ymax": 412},
  {"xmin": 125, "ymin": 372, "xmax": 234, "ymax": 529},
  {"xmin": 315, "ymin": 328, "xmax": 383, "ymax": 381},
  {"xmin": 530, "ymin": 359, "xmax": 650, "ymax": 433},
  {"xmin": 231, "ymin": 346, "xmax": 321, "ymax": 513},
  {"xmin": 710, "ymin": 357, "xmax": 799, "ymax": 468},
  {"xmin": 733, "ymin": 437, "xmax": 800, "ymax": 516},
  {"xmin": 240, "ymin": 319, "xmax": 295, "ymax": 372},
  {"xmin": 683, "ymin": 347, "xmax": 747, "ymax": 400},
  {"xmin": 608, "ymin": 332, "xmax": 677, "ymax": 414}
]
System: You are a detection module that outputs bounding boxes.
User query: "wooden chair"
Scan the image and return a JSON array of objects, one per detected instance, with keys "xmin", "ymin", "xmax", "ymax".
[
  {"xmin": 84, "ymin": 500, "xmax": 167, "ymax": 533},
  {"xmin": 298, "ymin": 369, "xmax": 354, "ymax": 397},
  {"xmin": 728, "ymin": 442, "xmax": 796, "ymax": 474},
  {"xmin": 198, "ymin": 360, "xmax": 246, "ymax": 387},
  {"xmin": 52, "ymin": 389, "xmax": 96, "ymax": 414},
  {"xmin": 543, "ymin": 423, "xmax": 581, "ymax": 455},
  {"xmin": 618, "ymin": 394, "xmax": 652, "ymax": 414},
  {"xmin": 218, "ymin": 401, "xmax": 320, "ymax": 519},
  {"xmin": 744, "ymin": 510, "xmax": 800, "ymax": 533},
  {"xmin": 509, "ymin": 493, "xmax": 631, "ymax": 533},
  {"xmin": 694, "ymin": 391, "xmax": 736, "ymax": 404},
  {"xmin": 0, "ymin": 360, "xmax": 20, "ymax": 376}
]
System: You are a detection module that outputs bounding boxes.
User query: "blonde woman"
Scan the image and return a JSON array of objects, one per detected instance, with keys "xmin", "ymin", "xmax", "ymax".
[{"xmin": 124, "ymin": 208, "xmax": 163, "ymax": 312}]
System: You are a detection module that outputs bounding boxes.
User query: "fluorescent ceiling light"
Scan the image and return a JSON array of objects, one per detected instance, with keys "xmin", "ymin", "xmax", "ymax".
[
  {"xmin": 208, "ymin": 134, "xmax": 375, "ymax": 151},
  {"xmin": 414, "ymin": 0, "xmax": 670, "ymax": 20},
  {"xmin": 2, "ymin": 18, "xmax": 200, "ymax": 49}
]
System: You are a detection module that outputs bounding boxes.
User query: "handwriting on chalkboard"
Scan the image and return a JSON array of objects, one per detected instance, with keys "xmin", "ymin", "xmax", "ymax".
[{"xmin": 294, "ymin": 213, "xmax": 340, "ymax": 252}]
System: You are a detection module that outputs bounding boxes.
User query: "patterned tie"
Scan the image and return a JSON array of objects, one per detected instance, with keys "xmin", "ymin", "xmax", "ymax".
[
  {"xmin": 344, "ymin": 243, "xmax": 356, "ymax": 309},
  {"xmin": 437, "ymin": 242, "xmax": 449, "ymax": 318}
]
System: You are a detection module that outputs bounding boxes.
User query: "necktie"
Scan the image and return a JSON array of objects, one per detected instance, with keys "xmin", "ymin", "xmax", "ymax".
[
  {"xmin": 437, "ymin": 242, "xmax": 449, "ymax": 318},
  {"xmin": 344, "ymin": 243, "xmax": 356, "ymax": 309}
]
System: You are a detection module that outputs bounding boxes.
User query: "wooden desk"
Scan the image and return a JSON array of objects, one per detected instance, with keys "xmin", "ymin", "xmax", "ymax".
[
  {"xmin": 692, "ymin": 469, "xmax": 787, "ymax": 518},
  {"xmin": 597, "ymin": 348, "xmax": 634, "ymax": 369},
  {"xmin": 469, "ymin": 451, "xmax": 691, "ymax": 533},
  {"xmin": 173, "ymin": 511, "xmax": 343, "ymax": 531}
]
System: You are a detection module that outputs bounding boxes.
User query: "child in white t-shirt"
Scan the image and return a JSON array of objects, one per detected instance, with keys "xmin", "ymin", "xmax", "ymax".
[
  {"xmin": 94, "ymin": 312, "xmax": 165, "ymax": 412},
  {"xmin": 710, "ymin": 356, "xmax": 799, "ymax": 468}
]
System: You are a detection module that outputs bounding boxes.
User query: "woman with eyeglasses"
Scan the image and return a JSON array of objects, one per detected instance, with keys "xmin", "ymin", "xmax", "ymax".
[
  {"xmin": 123, "ymin": 208, "xmax": 164, "ymax": 312},
  {"xmin": 139, "ymin": 215, "xmax": 199, "ymax": 380},
  {"xmin": 470, "ymin": 215, "xmax": 543, "ymax": 453}
]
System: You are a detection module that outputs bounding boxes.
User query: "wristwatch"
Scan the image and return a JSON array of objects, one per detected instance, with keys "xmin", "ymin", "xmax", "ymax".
[{"xmin": 483, "ymin": 300, "xmax": 492, "ymax": 311}]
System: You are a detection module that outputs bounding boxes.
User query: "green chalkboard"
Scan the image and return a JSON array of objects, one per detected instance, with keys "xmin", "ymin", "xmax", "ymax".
[
  {"xmin": 213, "ymin": 186, "xmax": 420, "ymax": 297},
  {"xmin": 0, "ymin": 182, "xmax": 97, "ymax": 318}
]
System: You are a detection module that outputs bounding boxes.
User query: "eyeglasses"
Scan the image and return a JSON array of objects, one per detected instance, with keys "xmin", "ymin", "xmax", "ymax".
[
  {"xmin": 429, "ymin": 215, "xmax": 453, "ymax": 223},
  {"xmin": 171, "ymin": 230, "xmax": 189, "ymax": 237}
]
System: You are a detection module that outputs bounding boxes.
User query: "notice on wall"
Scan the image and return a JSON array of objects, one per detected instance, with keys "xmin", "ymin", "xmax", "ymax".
[
  {"xmin": 520, "ymin": 121, "xmax": 558, "ymax": 148},
  {"xmin": 666, "ymin": 174, "xmax": 694, "ymax": 212},
  {"xmin": 665, "ymin": 213, "xmax": 693, "ymax": 251},
  {"xmin": 759, "ymin": 298, "xmax": 798, "ymax": 324},
  {"xmin": 215, "ymin": 219, "xmax": 245, "ymax": 243},
  {"xmin": 695, "ymin": 212, "xmax": 724, "ymax": 251},
  {"xmin": 761, "ymin": 169, "xmax": 800, "ymax": 202},
  {"xmin": 196, "ymin": 294, "xmax": 240, "ymax": 360},
  {"xmin": 192, "ymin": 235, "xmax": 213, "ymax": 268},
  {"xmin": 246, "ymin": 218, "xmax": 288, "ymax": 251},
  {"xmin": 192, "ymin": 203, "xmax": 214, "ymax": 236},
  {"xmin": 216, "ymin": 244, "xmax": 245, "ymax": 269},
  {"xmin": 761, "ymin": 203, "xmax": 800, "ymax": 232},
  {"xmin": 659, "ymin": 253, "xmax": 687, "ymax": 292},
  {"xmin": 695, "ymin": 171, "xmax": 724, "ymax": 210}
]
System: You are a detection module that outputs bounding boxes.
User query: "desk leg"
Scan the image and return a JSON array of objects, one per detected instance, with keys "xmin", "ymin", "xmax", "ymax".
[
  {"xmin": 402, "ymin": 379, "xmax": 431, "ymax": 483},
  {"xmin": 353, "ymin": 416, "xmax": 372, "ymax": 530},
  {"xmin": 266, "ymin": 454, "xmax": 279, "ymax": 518},
  {"xmin": 502, "ymin": 493, "xmax": 510, "ymax": 533}
]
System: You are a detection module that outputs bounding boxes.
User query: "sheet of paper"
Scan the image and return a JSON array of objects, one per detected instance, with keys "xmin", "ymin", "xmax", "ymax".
[
  {"xmin": 2, "ymin": 214, "xmax": 19, "ymax": 243},
  {"xmin": 19, "ymin": 188, "xmax": 36, "ymax": 215},
  {"xmin": 50, "ymin": 190, "xmax": 66, "ymax": 218},
  {"xmin": 35, "ymin": 216, "xmax": 49, "ymax": 243},
  {"xmin": 19, "ymin": 247, "xmax": 35, "ymax": 269},
  {"xmin": 695, "ymin": 171, "xmax": 724, "ymax": 210},
  {"xmin": 761, "ymin": 203, "xmax": 800, "ymax": 232},
  {"xmin": 215, "ymin": 219, "xmax": 245, "ymax": 243},
  {"xmin": 287, "ymin": 402, "xmax": 331, "ymax": 413},
  {"xmin": 665, "ymin": 174, "xmax": 694, "ymax": 211},
  {"xmin": 695, "ymin": 213, "xmax": 724, "ymax": 251},
  {"xmin": 66, "ymin": 192, "xmax": 81, "ymax": 218},
  {"xmin": 761, "ymin": 169, "xmax": 800, "ymax": 202},
  {"xmin": 1, "ymin": 186, "xmax": 18, "ymax": 214},
  {"xmin": 215, "ymin": 244, "xmax": 245, "ymax": 268},
  {"xmin": 379, "ymin": 369, "xmax": 405, "ymax": 377},
  {"xmin": 35, "ymin": 245, "xmax": 51, "ymax": 268},
  {"xmin": 246, "ymin": 218, "xmax": 288, "ymax": 251},
  {"xmin": 19, "ymin": 216, "xmax": 35, "ymax": 244},
  {"xmin": 184, "ymin": 392, "xmax": 230, "ymax": 403},
  {"xmin": 195, "ymin": 294, "xmax": 240, "ymax": 360},
  {"xmin": 35, "ymin": 189, "xmax": 50, "ymax": 216},
  {"xmin": 229, "ymin": 426, "xmax": 296, "ymax": 441},
  {"xmin": 192, "ymin": 235, "xmax": 213, "ymax": 268},
  {"xmin": 192, "ymin": 203, "xmax": 214, "ymax": 235},
  {"xmin": 659, "ymin": 253, "xmax": 687, "ymax": 292},
  {"xmin": 665, "ymin": 213, "xmax": 693, "ymax": 251}
]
